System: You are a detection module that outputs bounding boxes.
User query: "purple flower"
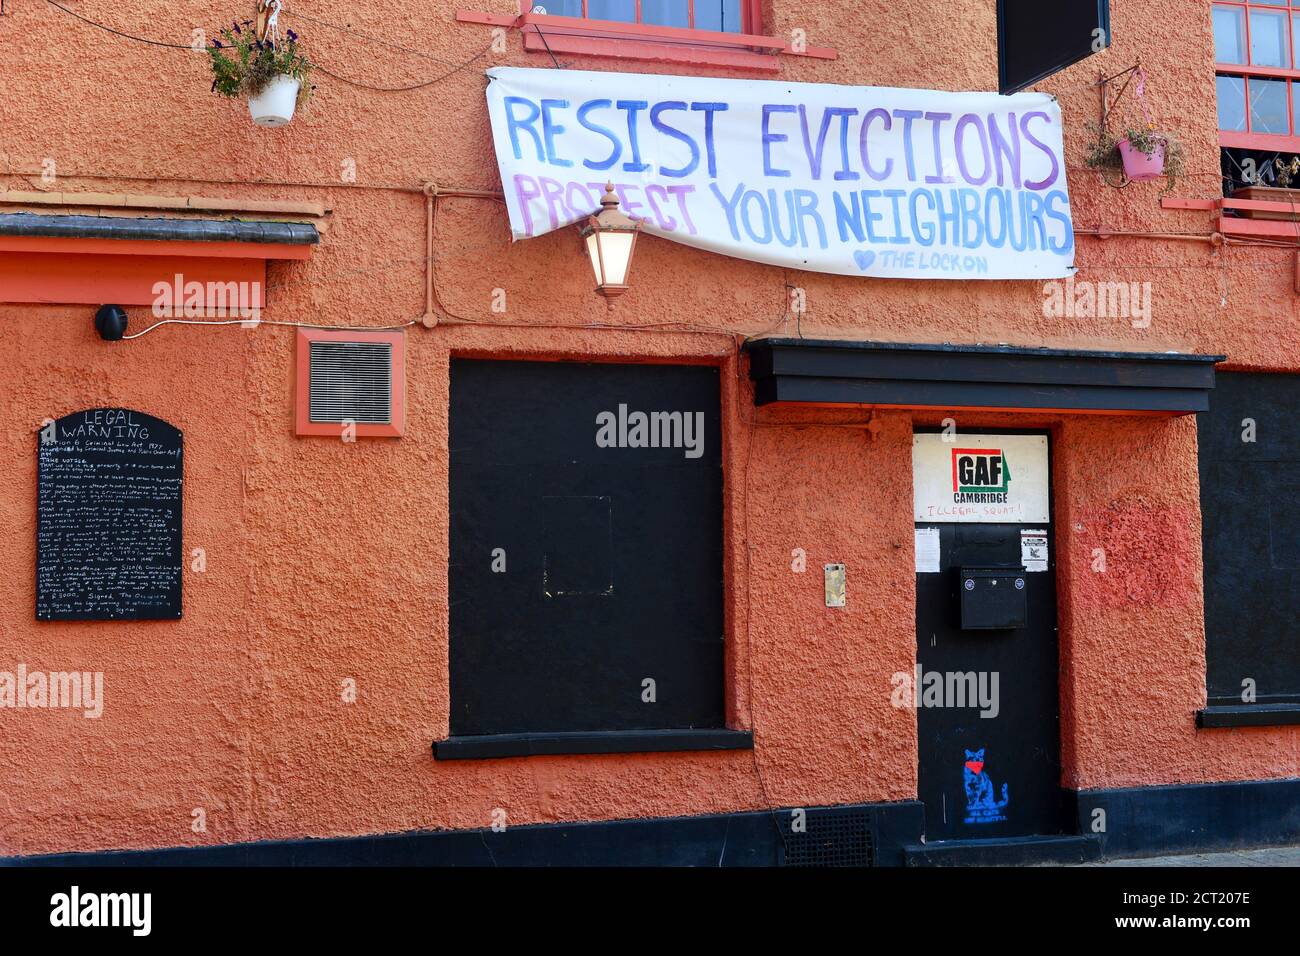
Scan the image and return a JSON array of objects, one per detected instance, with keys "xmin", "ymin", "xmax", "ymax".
[
  {"xmin": 287, "ymin": 29, "xmax": 298, "ymax": 41},
  {"xmin": 211, "ymin": 79, "xmax": 218, "ymax": 91},
  {"xmin": 212, "ymin": 39, "xmax": 222, "ymax": 48},
  {"xmin": 232, "ymin": 21, "xmax": 241, "ymax": 34}
]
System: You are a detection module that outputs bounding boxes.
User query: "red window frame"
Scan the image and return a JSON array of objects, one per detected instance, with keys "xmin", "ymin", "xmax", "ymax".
[
  {"xmin": 456, "ymin": 3, "xmax": 835, "ymax": 71},
  {"xmin": 1214, "ymin": 0, "xmax": 1300, "ymax": 149},
  {"xmin": 294, "ymin": 328, "xmax": 406, "ymax": 438},
  {"xmin": 529, "ymin": 0, "xmax": 755, "ymax": 33}
]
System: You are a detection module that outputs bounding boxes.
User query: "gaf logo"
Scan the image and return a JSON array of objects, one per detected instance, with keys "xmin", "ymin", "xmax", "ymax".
[{"xmin": 951, "ymin": 448, "xmax": 1011, "ymax": 504}]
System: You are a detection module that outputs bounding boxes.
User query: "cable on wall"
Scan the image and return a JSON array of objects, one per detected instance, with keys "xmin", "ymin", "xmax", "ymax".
[
  {"xmin": 312, "ymin": 46, "xmax": 493, "ymax": 92},
  {"xmin": 43, "ymin": 0, "xmax": 499, "ymax": 90},
  {"xmin": 121, "ymin": 317, "xmax": 417, "ymax": 340},
  {"xmin": 45, "ymin": 0, "xmax": 192, "ymax": 48}
]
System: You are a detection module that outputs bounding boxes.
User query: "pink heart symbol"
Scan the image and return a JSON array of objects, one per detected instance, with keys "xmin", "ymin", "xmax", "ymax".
[{"xmin": 965, "ymin": 760, "xmax": 984, "ymax": 775}]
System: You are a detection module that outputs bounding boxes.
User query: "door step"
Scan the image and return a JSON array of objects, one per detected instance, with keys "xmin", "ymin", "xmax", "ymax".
[{"xmin": 903, "ymin": 834, "xmax": 1102, "ymax": 867}]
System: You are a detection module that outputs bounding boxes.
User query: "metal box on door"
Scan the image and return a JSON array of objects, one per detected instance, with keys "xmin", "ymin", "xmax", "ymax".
[{"xmin": 959, "ymin": 566, "xmax": 1027, "ymax": 630}]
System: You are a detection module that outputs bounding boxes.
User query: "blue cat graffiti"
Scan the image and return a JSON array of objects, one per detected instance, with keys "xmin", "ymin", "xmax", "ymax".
[{"xmin": 963, "ymin": 748, "xmax": 1009, "ymax": 824}]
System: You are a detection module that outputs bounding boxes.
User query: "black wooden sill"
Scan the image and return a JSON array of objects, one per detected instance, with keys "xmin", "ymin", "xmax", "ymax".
[
  {"xmin": 433, "ymin": 728, "xmax": 754, "ymax": 760},
  {"xmin": 1196, "ymin": 704, "xmax": 1300, "ymax": 728}
]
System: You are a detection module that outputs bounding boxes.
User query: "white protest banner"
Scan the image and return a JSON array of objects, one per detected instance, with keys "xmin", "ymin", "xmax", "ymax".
[{"xmin": 485, "ymin": 67, "xmax": 1075, "ymax": 280}]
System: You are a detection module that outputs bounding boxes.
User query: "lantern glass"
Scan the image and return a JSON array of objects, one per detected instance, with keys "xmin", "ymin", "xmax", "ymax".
[{"xmin": 586, "ymin": 229, "xmax": 635, "ymax": 288}]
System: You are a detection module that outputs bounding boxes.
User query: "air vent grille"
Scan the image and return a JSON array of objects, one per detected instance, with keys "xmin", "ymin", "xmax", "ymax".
[
  {"xmin": 781, "ymin": 807, "xmax": 875, "ymax": 867},
  {"xmin": 308, "ymin": 340, "xmax": 393, "ymax": 424}
]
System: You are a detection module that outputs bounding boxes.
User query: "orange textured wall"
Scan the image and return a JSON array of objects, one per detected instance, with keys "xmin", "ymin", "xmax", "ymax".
[{"xmin": 1, "ymin": 0, "xmax": 1297, "ymax": 856}]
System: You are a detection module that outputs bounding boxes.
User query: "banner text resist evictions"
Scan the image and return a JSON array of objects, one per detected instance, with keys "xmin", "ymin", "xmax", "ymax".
[{"xmin": 486, "ymin": 67, "xmax": 1075, "ymax": 280}]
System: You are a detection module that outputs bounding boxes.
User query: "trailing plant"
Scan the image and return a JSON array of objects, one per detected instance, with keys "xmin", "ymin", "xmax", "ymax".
[
  {"xmin": 208, "ymin": 20, "xmax": 312, "ymax": 105},
  {"xmin": 1083, "ymin": 122, "xmax": 1122, "ymax": 174}
]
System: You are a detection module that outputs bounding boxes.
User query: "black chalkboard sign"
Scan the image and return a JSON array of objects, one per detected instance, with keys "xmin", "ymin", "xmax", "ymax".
[{"xmin": 37, "ymin": 409, "xmax": 183, "ymax": 621}]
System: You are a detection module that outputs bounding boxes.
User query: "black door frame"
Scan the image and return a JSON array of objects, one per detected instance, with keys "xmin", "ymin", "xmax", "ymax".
[{"xmin": 911, "ymin": 423, "xmax": 1068, "ymax": 839}]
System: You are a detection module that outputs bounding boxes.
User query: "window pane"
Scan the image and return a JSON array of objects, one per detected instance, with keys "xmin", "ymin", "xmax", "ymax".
[
  {"xmin": 531, "ymin": 0, "xmax": 582, "ymax": 14},
  {"xmin": 587, "ymin": 0, "xmax": 636, "ymax": 22},
  {"xmin": 642, "ymin": 0, "xmax": 690, "ymax": 28},
  {"xmin": 1295, "ymin": 13, "xmax": 1300, "ymax": 67},
  {"xmin": 1217, "ymin": 74, "xmax": 1247, "ymax": 130},
  {"xmin": 1214, "ymin": 6, "xmax": 1246, "ymax": 63},
  {"xmin": 1250, "ymin": 10, "xmax": 1289, "ymax": 66},
  {"xmin": 694, "ymin": 0, "xmax": 743, "ymax": 32},
  {"xmin": 1250, "ymin": 77, "xmax": 1290, "ymax": 133}
]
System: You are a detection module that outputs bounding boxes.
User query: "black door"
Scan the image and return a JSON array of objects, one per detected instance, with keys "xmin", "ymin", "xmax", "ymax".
[{"xmin": 914, "ymin": 440, "xmax": 1064, "ymax": 842}]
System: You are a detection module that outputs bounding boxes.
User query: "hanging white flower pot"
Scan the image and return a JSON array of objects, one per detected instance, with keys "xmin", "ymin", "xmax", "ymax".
[{"xmin": 248, "ymin": 75, "xmax": 300, "ymax": 128}]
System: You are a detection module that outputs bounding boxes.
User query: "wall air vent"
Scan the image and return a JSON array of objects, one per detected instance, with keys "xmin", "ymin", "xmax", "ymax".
[
  {"xmin": 780, "ymin": 806, "xmax": 876, "ymax": 867},
  {"xmin": 310, "ymin": 340, "xmax": 391, "ymax": 423},
  {"xmin": 295, "ymin": 328, "xmax": 405, "ymax": 437}
]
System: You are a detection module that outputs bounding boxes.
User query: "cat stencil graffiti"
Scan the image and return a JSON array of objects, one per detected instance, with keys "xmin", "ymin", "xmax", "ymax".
[{"xmin": 963, "ymin": 748, "xmax": 1010, "ymax": 824}]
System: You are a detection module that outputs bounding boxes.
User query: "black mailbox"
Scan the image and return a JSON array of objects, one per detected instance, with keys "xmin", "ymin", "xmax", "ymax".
[{"xmin": 959, "ymin": 566, "xmax": 1027, "ymax": 630}]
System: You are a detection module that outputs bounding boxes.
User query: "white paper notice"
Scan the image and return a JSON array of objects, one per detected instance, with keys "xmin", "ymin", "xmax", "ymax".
[
  {"xmin": 915, "ymin": 527, "xmax": 941, "ymax": 573},
  {"xmin": 1021, "ymin": 529, "xmax": 1049, "ymax": 572}
]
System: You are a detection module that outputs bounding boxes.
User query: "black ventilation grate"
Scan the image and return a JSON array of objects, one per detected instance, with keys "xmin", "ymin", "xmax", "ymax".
[
  {"xmin": 781, "ymin": 807, "xmax": 875, "ymax": 867},
  {"xmin": 309, "ymin": 340, "xmax": 393, "ymax": 424}
]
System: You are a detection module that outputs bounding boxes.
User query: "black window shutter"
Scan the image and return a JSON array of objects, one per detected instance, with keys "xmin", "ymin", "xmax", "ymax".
[
  {"xmin": 998, "ymin": 0, "xmax": 1111, "ymax": 95},
  {"xmin": 1198, "ymin": 372, "xmax": 1300, "ymax": 705},
  {"xmin": 448, "ymin": 359, "xmax": 725, "ymax": 737}
]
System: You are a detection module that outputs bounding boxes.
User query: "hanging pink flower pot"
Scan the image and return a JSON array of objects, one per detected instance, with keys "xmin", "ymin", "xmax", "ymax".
[{"xmin": 1118, "ymin": 138, "xmax": 1166, "ymax": 182}]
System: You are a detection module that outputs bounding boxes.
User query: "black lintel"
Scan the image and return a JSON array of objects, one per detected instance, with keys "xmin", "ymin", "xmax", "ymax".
[
  {"xmin": 433, "ymin": 728, "xmax": 755, "ymax": 760},
  {"xmin": 743, "ymin": 338, "xmax": 1224, "ymax": 415}
]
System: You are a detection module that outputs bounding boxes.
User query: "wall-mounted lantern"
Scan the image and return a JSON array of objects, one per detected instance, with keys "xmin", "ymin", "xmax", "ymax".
[{"xmin": 579, "ymin": 183, "xmax": 640, "ymax": 298}]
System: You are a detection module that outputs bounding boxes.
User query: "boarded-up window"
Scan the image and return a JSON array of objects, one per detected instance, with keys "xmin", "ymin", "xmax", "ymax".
[
  {"xmin": 1197, "ymin": 372, "xmax": 1300, "ymax": 704},
  {"xmin": 449, "ymin": 360, "xmax": 724, "ymax": 735}
]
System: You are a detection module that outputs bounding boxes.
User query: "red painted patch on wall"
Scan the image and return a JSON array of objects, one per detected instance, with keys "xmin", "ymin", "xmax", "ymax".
[{"xmin": 1071, "ymin": 503, "xmax": 1200, "ymax": 608}]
